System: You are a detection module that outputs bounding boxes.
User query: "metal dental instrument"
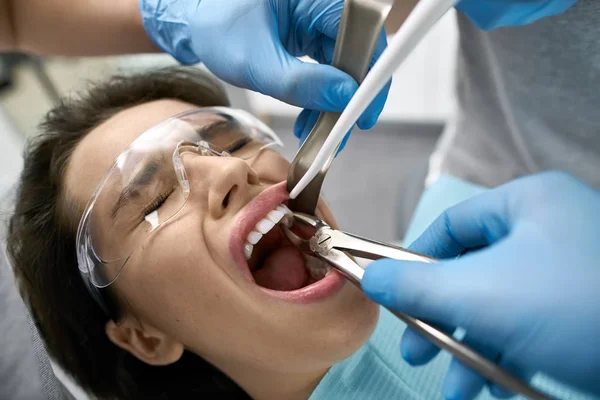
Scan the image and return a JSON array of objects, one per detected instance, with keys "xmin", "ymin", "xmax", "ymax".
[
  {"xmin": 284, "ymin": 213, "xmax": 556, "ymax": 400},
  {"xmin": 287, "ymin": 0, "xmax": 394, "ymax": 214},
  {"xmin": 289, "ymin": 0, "xmax": 457, "ymax": 200}
]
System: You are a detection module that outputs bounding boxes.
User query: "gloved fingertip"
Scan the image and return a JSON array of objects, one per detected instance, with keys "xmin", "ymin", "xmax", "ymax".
[
  {"xmin": 299, "ymin": 130, "xmax": 310, "ymax": 147},
  {"xmin": 334, "ymin": 129, "xmax": 353, "ymax": 156},
  {"xmin": 443, "ymin": 359, "xmax": 485, "ymax": 400},
  {"xmin": 295, "ymin": 109, "xmax": 320, "ymax": 146},
  {"xmin": 443, "ymin": 384, "xmax": 467, "ymax": 400},
  {"xmin": 356, "ymin": 113, "xmax": 378, "ymax": 130},
  {"xmin": 356, "ymin": 78, "xmax": 391, "ymax": 130},
  {"xmin": 399, "ymin": 339, "xmax": 415, "ymax": 364},
  {"xmin": 294, "ymin": 109, "xmax": 312, "ymax": 139},
  {"xmin": 400, "ymin": 328, "xmax": 441, "ymax": 366},
  {"xmin": 361, "ymin": 259, "xmax": 404, "ymax": 305},
  {"xmin": 293, "ymin": 125, "xmax": 304, "ymax": 140}
]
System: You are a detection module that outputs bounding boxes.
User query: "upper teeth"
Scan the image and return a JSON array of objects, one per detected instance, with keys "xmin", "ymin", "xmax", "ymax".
[{"xmin": 244, "ymin": 204, "xmax": 292, "ymax": 260}]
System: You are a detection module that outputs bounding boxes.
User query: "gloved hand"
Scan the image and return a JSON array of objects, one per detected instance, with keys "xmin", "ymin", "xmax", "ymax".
[
  {"xmin": 457, "ymin": 0, "xmax": 580, "ymax": 30},
  {"xmin": 362, "ymin": 171, "xmax": 600, "ymax": 399},
  {"xmin": 140, "ymin": 0, "xmax": 391, "ymax": 149}
]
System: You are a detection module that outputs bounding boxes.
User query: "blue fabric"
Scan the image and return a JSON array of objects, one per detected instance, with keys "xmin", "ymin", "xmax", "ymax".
[
  {"xmin": 311, "ymin": 175, "xmax": 596, "ymax": 400},
  {"xmin": 457, "ymin": 0, "xmax": 580, "ymax": 31},
  {"xmin": 402, "ymin": 175, "xmax": 487, "ymax": 246}
]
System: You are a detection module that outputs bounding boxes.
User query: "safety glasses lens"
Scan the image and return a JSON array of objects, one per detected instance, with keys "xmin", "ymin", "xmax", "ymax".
[{"xmin": 77, "ymin": 108, "xmax": 282, "ymax": 287}]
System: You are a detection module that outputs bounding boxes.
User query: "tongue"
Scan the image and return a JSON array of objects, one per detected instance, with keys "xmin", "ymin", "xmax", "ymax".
[{"xmin": 253, "ymin": 246, "xmax": 307, "ymax": 291}]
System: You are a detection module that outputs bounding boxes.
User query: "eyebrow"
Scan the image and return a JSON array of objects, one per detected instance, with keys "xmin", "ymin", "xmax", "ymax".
[
  {"xmin": 199, "ymin": 119, "xmax": 252, "ymax": 153},
  {"xmin": 110, "ymin": 159, "xmax": 162, "ymax": 221}
]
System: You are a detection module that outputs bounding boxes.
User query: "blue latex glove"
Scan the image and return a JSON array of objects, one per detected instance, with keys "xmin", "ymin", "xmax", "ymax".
[
  {"xmin": 362, "ymin": 171, "xmax": 600, "ymax": 399},
  {"xmin": 140, "ymin": 0, "xmax": 391, "ymax": 144},
  {"xmin": 457, "ymin": 0, "xmax": 579, "ymax": 30}
]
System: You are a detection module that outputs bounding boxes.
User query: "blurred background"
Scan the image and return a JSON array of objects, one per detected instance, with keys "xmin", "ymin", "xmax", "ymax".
[{"xmin": 0, "ymin": 10, "xmax": 458, "ymax": 244}]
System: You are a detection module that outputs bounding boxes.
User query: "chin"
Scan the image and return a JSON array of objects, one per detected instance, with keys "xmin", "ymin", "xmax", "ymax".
[
  {"xmin": 284, "ymin": 282, "xmax": 377, "ymax": 350},
  {"xmin": 303, "ymin": 289, "xmax": 380, "ymax": 366},
  {"xmin": 325, "ymin": 284, "xmax": 380, "ymax": 351}
]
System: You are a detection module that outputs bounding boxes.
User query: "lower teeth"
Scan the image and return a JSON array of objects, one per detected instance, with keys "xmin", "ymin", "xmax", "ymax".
[{"xmin": 303, "ymin": 254, "xmax": 331, "ymax": 280}]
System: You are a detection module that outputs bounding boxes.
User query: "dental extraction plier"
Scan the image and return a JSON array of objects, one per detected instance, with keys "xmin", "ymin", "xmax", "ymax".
[
  {"xmin": 286, "ymin": 212, "xmax": 435, "ymax": 281},
  {"xmin": 284, "ymin": 213, "xmax": 555, "ymax": 400}
]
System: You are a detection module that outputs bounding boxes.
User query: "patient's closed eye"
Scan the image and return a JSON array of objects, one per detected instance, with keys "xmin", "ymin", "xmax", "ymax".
[
  {"xmin": 143, "ymin": 191, "xmax": 172, "ymax": 217},
  {"xmin": 112, "ymin": 159, "xmax": 165, "ymax": 220}
]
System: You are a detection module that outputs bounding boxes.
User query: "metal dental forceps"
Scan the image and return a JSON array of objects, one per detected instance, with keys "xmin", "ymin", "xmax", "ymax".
[
  {"xmin": 286, "ymin": 212, "xmax": 436, "ymax": 280},
  {"xmin": 284, "ymin": 213, "xmax": 555, "ymax": 400}
]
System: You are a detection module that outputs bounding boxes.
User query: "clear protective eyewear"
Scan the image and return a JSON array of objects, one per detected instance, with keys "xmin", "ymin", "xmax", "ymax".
[{"xmin": 76, "ymin": 107, "xmax": 283, "ymax": 290}]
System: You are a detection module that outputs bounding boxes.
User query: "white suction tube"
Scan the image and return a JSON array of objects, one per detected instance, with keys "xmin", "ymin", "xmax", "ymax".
[{"xmin": 289, "ymin": 0, "xmax": 457, "ymax": 199}]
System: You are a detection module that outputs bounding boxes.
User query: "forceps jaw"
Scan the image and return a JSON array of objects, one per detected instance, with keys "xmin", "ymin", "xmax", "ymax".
[
  {"xmin": 281, "ymin": 213, "xmax": 366, "ymax": 283},
  {"xmin": 284, "ymin": 213, "xmax": 429, "ymax": 285},
  {"xmin": 289, "ymin": 213, "xmax": 435, "ymax": 264}
]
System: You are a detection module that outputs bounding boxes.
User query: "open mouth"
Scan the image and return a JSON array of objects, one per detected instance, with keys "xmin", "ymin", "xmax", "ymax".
[
  {"xmin": 230, "ymin": 182, "xmax": 345, "ymax": 303},
  {"xmin": 244, "ymin": 204, "xmax": 332, "ymax": 291}
]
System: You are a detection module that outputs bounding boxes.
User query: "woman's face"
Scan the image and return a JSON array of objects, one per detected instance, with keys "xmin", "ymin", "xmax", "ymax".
[{"xmin": 65, "ymin": 100, "xmax": 378, "ymax": 388}]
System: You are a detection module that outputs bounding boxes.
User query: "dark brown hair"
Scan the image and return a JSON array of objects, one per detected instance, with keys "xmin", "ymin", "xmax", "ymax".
[{"xmin": 7, "ymin": 67, "xmax": 250, "ymax": 399}]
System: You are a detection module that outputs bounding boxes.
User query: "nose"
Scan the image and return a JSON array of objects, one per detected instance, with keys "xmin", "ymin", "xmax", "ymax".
[{"xmin": 185, "ymin": 155, "xmax": 259, "ymax": 219}]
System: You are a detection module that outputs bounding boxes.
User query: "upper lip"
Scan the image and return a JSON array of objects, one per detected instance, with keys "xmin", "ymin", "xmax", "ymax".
[{"xmin": 229, "ymin": 181, "xmax": 289, "ymax": 281}]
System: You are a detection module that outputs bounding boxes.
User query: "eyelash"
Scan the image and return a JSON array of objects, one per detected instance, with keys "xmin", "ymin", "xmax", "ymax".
[{"xmin": 143, "ymin": 191, "xmax": 171, "ymax": 217}]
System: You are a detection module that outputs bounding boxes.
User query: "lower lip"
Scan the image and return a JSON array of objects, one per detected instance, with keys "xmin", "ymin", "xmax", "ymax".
[{"xmin": 258, "ymin": 269, "xmax": 346, "ymax": 304}]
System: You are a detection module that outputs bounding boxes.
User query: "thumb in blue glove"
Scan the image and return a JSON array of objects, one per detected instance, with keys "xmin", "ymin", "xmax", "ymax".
[
  {"xmin": 140, "ymin": 0, "xmax": 391, "ymax": 136},
  {"xmin": 362, "ymin": 171, "xmax": 600, "ymax": 399}
]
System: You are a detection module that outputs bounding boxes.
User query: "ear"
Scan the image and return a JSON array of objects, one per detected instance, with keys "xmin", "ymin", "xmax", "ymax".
[{"xmin": 105, "ymin": 319, "xmax": 184, "ymax": 366}]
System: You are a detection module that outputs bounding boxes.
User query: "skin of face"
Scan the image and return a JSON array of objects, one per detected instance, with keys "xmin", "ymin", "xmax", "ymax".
[{"xmin": 65, "ymin": 99, "xmax": 379, "ymax": 399}]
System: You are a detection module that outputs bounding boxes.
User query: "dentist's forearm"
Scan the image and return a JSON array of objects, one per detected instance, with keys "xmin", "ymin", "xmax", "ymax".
[{"xmin": 0, "ymin": 0, "xmax": 159, "ymax": 55}]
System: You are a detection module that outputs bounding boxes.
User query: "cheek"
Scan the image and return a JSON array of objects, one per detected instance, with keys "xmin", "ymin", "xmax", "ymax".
[
  {"xmin": 119, "ymin": 219, "xmax": 213, "ymax": 320},
  {"xmin": 117, "ymin": 215, "xmax": 242, "ymax": 336}
]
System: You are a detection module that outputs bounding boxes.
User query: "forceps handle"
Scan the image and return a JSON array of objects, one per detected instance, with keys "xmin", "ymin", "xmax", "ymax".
[
  {"xmin": 328, "ymin": 229, "xmax": 436, "ymax": 263},
  {"xmin": 388, "ymin": 311, "xmax": 555, "ymax": 400},
  {"xmin": 322, "ymin": 232, "xmax": 555, "ymax": 400},
  {"xmin": 287, "ymin": 0, "xmax": 392, "ymax": 214}
]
